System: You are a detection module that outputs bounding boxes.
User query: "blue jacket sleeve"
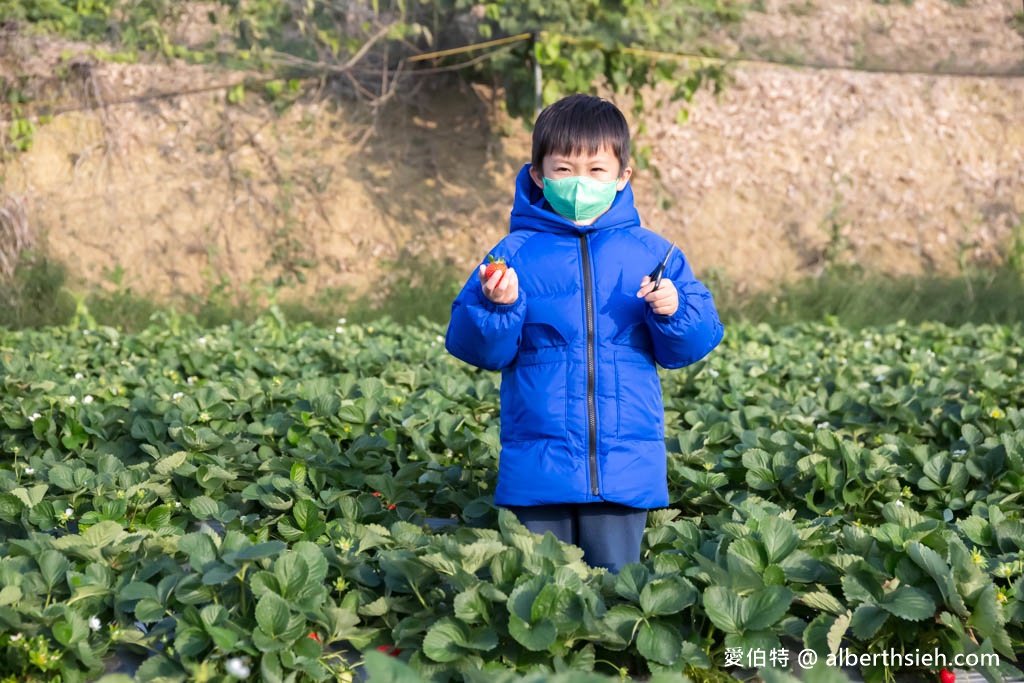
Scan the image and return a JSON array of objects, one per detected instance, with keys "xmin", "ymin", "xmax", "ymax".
[
  {"xmin": 643, "ymin": 250, "xmax": 724, "ymax": 369},
  {"xmin": 445, "ymin": 269, "xmax": 526, "ymax": 371}
]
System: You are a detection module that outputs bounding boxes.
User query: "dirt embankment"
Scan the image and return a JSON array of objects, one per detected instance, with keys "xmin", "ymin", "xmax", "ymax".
[{"xmin": 2, "ymin": 0, "xmax": 1023, "ymax": 306}]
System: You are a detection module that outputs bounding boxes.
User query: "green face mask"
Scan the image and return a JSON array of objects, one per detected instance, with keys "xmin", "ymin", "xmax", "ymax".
[{"xmin": 542, "ymin": 175, "xmax": 620, "ymax": 222}]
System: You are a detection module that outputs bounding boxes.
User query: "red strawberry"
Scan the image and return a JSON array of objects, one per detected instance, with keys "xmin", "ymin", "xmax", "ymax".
[
  {"xmin": 377, "ymin": 644, "xmax": 402, "ymax": 657},
  {"xmin": 940, "ymin": 669, "xmax": 955, "ymax": 683},
  {"xmin": 308, "ymin": 631, "xmax": 321, "ymax": 643},
  {"xmin": 484, "ymin": 254, "xmax": 507, "ymax": 285}
]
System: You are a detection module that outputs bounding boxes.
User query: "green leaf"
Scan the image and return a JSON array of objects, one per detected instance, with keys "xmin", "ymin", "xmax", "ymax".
[
  {"xmin": 145, "ymin": 505, "xmax": 172, "ymax": 529},
  {"xmin": 615, "ymin": 563, "xmax": 649, "ymax": 602},
  {"xmin": 175, "ymin": 625, "xmax": 210, "ymax": 658},
  {"xmin": 119, "ymin": 581, "xmax": 159, "ymax": 603},
  {"xmin": 957, "ymin": 516, "xmax": 994, "ymax": 546},
  {"xmin": 154, "ymin": 451, "xmax": 188, "ymax": 475},
  {"xmin": 826, "ymin": 610, "xmax": 850, "ymax": 655},
  {"xmin": 966, "ymin": 584, "xmax": 1014, "ymax": 655},
  {"xmin": 0, "ymin": 585, "xmax": 22, "ymax": 606},
  {"xmin": 82, "ymin": 520, "xmax": 127, "ymax": 547},
  {"xmin": 703, "ymin": 585, "xmax": 742, "ymax": 633},
  {"xmin": 233, "ymin": 540, "xmax": 287, "ymax": 562},
  {"xmin": 602, "ymin": 604, "xmax": 643, "ymax": 648},
  {"xmin": 637, "ymin": 619, "xmax": 682, "ymax": 665},
  {"xmin": 742, "ymin": 449, "xmax": 775, "ymax": 490},
  {"xmin": 53, "ymin": 618, "xmax": 78, "ymax": 647},
  {"xmin": 178, "ymin": 533, "xmax": 218, "ymax": 570},
  {"xmin": 907, "ymin": 541, "xmax": 968, "ymax": 616},
  {"xmin": 849, "ymin": 604, "xmax": 889, "ymax": 640},
  {"xmin": 760, "ymin": 515, "xmax": 799, "ymax": 564},
  {"xmin": 878, "ymin": 585, "xmax": 935, "ymax": 622},
  {"xmin": 799, "ymin": 591, "xmax": 846, "ymax": 616},
  {"xmin": 255, "ymin": 593, "xmax": 291, "ymax": 637},
  {"xmin": 202, "ymin": 562, "xmax": 239, "ymax": 585},
  {"xmin": 135, "ymin": 598, "xmax": 167, "ymax": 622},
  {"xmin": 189, "ymin": 495, "xmax": 219, "ymax": 519},
  {"xmin": 744, "ymin": 586, "xmax": 794, "ymax": 631},
  {"xmin": 11, "ymin": 484, "xmax": 48, "ymax": 508},
  {"xmin": 363, "ymin": 650, "xmax": 422, "ymax": 683},
  {"xmin": 508, "ymin": 613, "xmax": 557, "ymax": 652},
  {"xmin": 0, "ymin": 493, "xmax": 24, "ymax": 521},
  {"xmin": 274, "ymin": 553, "xmax": 310, "ymax": 600},
  {"xmin": 38, "ymin": 549, "xmax": 71, "ymax": 590},
  {"xmin": 293, "ymin": 499, "xmax": 319, "ymax": 531},
  {"xmin": 962, "ymin": 423, "xmax": 984, "ymax": 446},
  {"xmin": 640, "ymin": 577, "xmax": 696, "ymax": 616},
  {"xmin": 199, "ymin": 604, "xmax": 226, "ymax": 629},
  {"xmin": 530, "ymin": 583, "xmax": 567, "ymax": 622},
  {"xmin": 133, "ymin": 654, "xmax": 186, "ymax": 683},
  {"xmin": 422, "ymin": 617, "xmax": 469, "ymax": 662}
]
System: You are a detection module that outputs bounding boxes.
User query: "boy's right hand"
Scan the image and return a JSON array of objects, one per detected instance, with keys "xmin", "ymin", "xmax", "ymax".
[{"xmin": 479, "ymin": 264, "xmax": 519, "ymax": 304}]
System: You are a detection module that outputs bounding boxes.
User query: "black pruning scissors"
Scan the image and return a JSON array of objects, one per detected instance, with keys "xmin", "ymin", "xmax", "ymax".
[{"xmin": 648, "ymin": 242, "xmax": 677, "ymax": 291}]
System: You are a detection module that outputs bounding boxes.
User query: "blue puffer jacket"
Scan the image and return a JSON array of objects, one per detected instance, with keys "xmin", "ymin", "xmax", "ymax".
[{"xmin": 446, "ymin": 164, "xmax": 723, "ymax": 509}]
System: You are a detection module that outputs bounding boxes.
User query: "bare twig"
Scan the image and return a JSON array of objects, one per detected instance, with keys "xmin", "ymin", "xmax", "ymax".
[
  {"xmin": 0, "ymin": 195, "xmax": 32, "ymax": 280},
  {"xmin": 262, "ymin": 22, "xmax": 395, "ymax": 76}
]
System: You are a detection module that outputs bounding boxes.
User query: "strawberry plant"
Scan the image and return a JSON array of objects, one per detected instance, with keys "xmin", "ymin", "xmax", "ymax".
[{"xmin": 1, "ymin": 314, "xmax": 1023, "ymax": 681}]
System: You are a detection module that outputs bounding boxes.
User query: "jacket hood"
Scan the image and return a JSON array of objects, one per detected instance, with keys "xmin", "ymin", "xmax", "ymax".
[{"xmin": 509, "ymin": 164, "xmax": 641, "ymax": 235}]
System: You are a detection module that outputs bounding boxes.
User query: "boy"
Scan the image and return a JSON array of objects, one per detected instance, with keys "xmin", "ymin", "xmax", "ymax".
[{"xmin": 445, "ymin": 94, "xmax": 723, "ymax": 573}]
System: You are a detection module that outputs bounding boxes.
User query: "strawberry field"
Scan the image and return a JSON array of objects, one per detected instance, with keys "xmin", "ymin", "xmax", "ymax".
[{"xmin": 1, "ymin": 312, "xmax": 1023, "ymax": 683}]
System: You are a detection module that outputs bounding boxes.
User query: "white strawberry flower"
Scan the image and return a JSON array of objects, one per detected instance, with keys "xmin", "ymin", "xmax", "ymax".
[
  {"xmin": 75, "ymin": 373, "xmax": 84, "ymax": 379},
  {"xmin": 226, "ymin": 657, "xmax": 251, "ymax": 679},
  {"xmin": 335, "ymin": 326, "xmax": 345, "ymax": 333},
  {"xmin": 83, "ymin": 395, "xmax": 94, "ymax": 404},
  {"xmin": 89, "ymin": 616, "xmax": 102, "ymax": 631},
  {"xmin": 172, "ymin": 392, "xmax": 184, "ymax": 400},
  {"xmin": 66, "ymin": 396, "xmax": 76, "ymax": 405},
  {"xmin": 197, "ymin": 337, "xmax": 207, "ymax": 345},
  {"xmin": 708, "ymin": 368, "xmax": 720, "ymax": 377},
  {"xmin": 24, "ymin": 467, "xmax": 35, "ymax": 475},
  {"xmin": 29, "ymin": 413, "xmax": 41, "ymax": 422},
  {"xmin": 337, "ymin": 317, "xmax": 347, "ymax": 324},
  {"xmin": 816, "ymin": 422, "xmax": 830, "ymax": 429}
]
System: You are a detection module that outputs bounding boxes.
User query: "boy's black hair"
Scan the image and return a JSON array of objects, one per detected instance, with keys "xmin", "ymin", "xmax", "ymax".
[{"xmin": 531, "ymin": 94, "xmax": 630, "ymax": 174}]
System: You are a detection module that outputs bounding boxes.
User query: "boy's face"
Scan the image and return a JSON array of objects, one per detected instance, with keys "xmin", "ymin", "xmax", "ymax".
[{"xmin": 529, "ymin": 146, "xmax": 632, "ymax": 225}]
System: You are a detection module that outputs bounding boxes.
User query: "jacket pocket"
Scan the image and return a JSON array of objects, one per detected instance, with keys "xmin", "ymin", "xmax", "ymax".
[
  {"xmin": 501, "ymin": 346, "xmax": 569, "ymax": 442},
  {"xmin": 614, "ymin": 348, "xmax": 664, "ymax": 441}
]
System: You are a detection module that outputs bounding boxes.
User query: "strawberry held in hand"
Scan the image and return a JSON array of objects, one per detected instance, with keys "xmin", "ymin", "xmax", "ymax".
[
  {"xmin": 478, "ymin": 253, "xmax": 518, "ymax": 305},
  {"xmin": 484, "ymin": 254, "xmax": 508, "ymax": 286}
]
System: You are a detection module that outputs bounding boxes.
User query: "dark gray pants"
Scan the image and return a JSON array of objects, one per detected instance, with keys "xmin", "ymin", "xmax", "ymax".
[{"xmin": 504, "ymin": 502, "xmax": 648, "ymax": 573}]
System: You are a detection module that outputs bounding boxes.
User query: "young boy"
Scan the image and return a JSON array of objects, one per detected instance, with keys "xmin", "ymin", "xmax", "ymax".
[{"xmin": 445, "ymin": 93, "xmax": 723, "ymax": 573}]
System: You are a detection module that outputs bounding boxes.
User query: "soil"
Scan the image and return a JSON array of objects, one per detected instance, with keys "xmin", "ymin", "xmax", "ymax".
[{"xmin": 1, "ymin": 0, "xmax": 1023, "ymax": 307}]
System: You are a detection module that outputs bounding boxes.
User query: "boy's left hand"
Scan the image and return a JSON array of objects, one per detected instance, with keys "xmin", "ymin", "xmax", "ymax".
[{"xmin": 636, "ymin": 276, "xmax": 679, "ymax": 316}]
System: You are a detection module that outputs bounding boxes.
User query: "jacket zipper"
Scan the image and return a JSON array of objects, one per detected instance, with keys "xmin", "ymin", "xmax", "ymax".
[{"xmin": 579, "ymin": 234, "xmax": 599, "ymax": 496}]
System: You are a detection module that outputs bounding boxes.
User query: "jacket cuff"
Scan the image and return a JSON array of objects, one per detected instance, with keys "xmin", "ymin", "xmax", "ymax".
[{"xmin": 482, "ymin": 293, "xmax": 525, "ymax": 315}]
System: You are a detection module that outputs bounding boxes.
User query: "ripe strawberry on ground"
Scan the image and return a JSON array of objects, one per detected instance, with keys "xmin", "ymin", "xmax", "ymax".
[{"xmin": 484, "ymin": 254, "xmax": 507, "ymax": 285}]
